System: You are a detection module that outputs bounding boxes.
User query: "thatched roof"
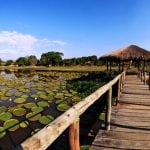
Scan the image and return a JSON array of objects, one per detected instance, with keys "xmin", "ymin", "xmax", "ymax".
[{"xmin": 100, "ymin": 45, "xmax": 150, "ymax": 61}]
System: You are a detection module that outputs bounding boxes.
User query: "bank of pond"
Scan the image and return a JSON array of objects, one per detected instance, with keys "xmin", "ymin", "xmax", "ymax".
[{"xmin": 0, "ymin": 69, "xmax": 118, "ymax": 149}]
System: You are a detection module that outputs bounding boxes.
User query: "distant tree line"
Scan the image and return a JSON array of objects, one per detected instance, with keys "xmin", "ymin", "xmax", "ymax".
[{"xmin": 0, "ymin": 51, "xmax": 106, "ymax": 66}]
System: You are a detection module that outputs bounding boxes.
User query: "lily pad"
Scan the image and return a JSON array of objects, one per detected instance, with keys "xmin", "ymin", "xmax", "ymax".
[
  {"xmin": 21, "ymin": 94, "xmax": 28, "ymax": 99},
  {"xmin": 37, "ymin": 101, "xmax": 49, "ymax": 107},
  {"xmin": 0, "ymin": 106, "xmax": 7, "ymax": 113},
  {"xmin": 57, "ymin": 104, "xmax": 71, "ymax": 112},
  {"xmin": 14, "ymin": 97, "xmax": 26, "ymax": 104},
  {"xmin": 26, "ymin": 112, "xmax": 41, "ymax": 121},
  {"xmin": 5, "ymin": 93, "xmax": 13, "ymax": 97},
  {"xmin": 39, "ymin": 115, "xmax": 54, "ymax": 125},
  {"xmin": 24, "ymin": 102, "xmax": 37, "ymax": 109},
  {"xmin": 39, "ymin": 94, "xmax": 48, "ymax": 100},
  {"xmin": 0, "ymin": 112, "xmax": 12, "ymax": 121},
  {"xmin": 64, "ymin": 93, "xmax": 72, "ymax": 97},
  {"xmin": 13, "ymin": 108, "xmax": 26, "ymax": 116},
  {"xmin": 30, "ymin": 94, "xmax": 38, "ymax": 99},
  {"xmin": 14, "ymin": 92, "xmax": 22, "ymax": 97},
  {"xmin": 55, "ymin": 100, "xmax": 65, "ymax": 105},
  {"xmin": 37, "ymin": 91, "xmax": 45, "ymax": 95},
  {"xmin": 20, "ymin": 121, "xmax": 29, "ymax": 128},
  {"xmin": 4, "ymin": 119, "xmax": 19, "ymax": 131},
  {"xmin": 0, "ymin": 127, "xmax": 6, "ymax": 139},
  {"xmin": 1, "ymin": 96, "xmax": 8, "ymax": 101},
  {"xmin": 31, "ymin": 107, "xmax": 44, "ymax": 113}
]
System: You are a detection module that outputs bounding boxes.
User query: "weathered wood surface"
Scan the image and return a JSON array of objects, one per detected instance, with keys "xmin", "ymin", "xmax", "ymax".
[{"xmin": 91, "ymin": 75, "xmax": 150, "ymax": 150}]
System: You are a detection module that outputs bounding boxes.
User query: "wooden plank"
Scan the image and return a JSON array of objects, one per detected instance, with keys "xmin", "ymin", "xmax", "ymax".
[
  {"xmin": 111, "ymin": 126, "xmax": 150, "ymax": 133},
  {"xmin": 92, "ymin": 138, "xmax": 150, "ymax": 149},
  {"xmin": 91, "ymin": 74, "xmax": 150, "ymax": 150},
  {"xmin": 111, "ymin": 119, "xmax": 150, "ymax": 127},
  {"xmin": 111, "ymin": 111, "xmax": 150, "ymax": 117},
  {"xmin": 116, "ymin": 104, "xmax": 150, "ymax": 110},
  {"xmin": 95, "ymin": 130, "xmax": 150, "ymax": 141}
]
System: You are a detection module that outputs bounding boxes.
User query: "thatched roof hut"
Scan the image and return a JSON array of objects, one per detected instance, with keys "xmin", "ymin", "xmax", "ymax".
[
  {"xmin": 100, "ymin": 45, "xmax": 150, "ymax": 71},
  {"xmin": 100, "ymin": 45, "xmax": 150, "ymax": 61}
]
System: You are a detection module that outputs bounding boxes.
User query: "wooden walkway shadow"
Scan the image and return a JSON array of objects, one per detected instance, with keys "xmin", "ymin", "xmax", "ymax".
[{"xmin": 91, "ymin": 75, "xmax": 150, "ymax": 149}]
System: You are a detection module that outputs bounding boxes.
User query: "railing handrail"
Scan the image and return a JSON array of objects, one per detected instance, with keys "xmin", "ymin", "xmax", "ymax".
[{"xmin": 19, "ymin": 71, "xmax": 126, "ymax": 150}]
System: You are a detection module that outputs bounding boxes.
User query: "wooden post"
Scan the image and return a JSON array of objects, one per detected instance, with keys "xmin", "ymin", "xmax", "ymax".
[
  {"xmin": 120, "ymin": 75, "xmax": 123, "ymax": 91},
  {"xmin": 116, "ymin": 78, "xmax": 121, "ymax": 105},
  {"xmin": 118, "ymin": 60, "xmax": 121, "ymax": 72},
  {"xmin": 138, "ymin": 71, "xmax": 140, "ymax": 78},
  {"xmin": 123, "ymin": 71, "xmax": 126, "ymax": 80},
  {"xmin": 106, "ymin": 87, "xmax": 112, "ymax": 130},
  {"xmin": 106, "ymin": 60, "xmax": 108, "ymax": 71},
  {"xmin": 144, "ymin": 72, "xmax": 146, "ymax": 85},
  {"xmin": 138, "ymin": 61, "xmax": 140, "ymax": 71},
  {"xmin": 149, "ymin": 72, "xmax": 150, "ymax": 90},
  {"xmin": 69, "ymin": 119, "xmax": 80, "ymax": 150},
  {"xmin": 141, "ymin": 71, "xmax": 143, "ymax": 81},
  {"xmin": 139, "ymin": 71, "xmax": 141, "ymax": 79},
  {"xmin": 143, "ymin": 60, "xmax": 145, "ymax": 73},
  {"xmin": 109, "ymin": 61, "xmax": 112, "ymax": 71}
]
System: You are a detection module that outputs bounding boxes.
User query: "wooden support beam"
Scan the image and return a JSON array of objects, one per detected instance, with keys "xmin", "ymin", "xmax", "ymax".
[
  {"xmin": 69, "ymin": 119, "xmax": 80, "ymax": 150},
  {"xmin": 138, "ymin": 61, "xmax": 140, "ymax": 71},
  {"xmin": 118, "ymin": 60, "xmax": 121, "ymax": 72},
  {"xmin": 110, "ymin": 61, "xmax": 112, "ymax": 71},
  {"xmin": 106, "ymin": 87, "xmax": 112, "ymax": 130},
  {"xmin": 143, "ymin": 61, "xmax": 146, "ymax": 72},
  {"xmin": 106, "ymin": 60, "xmax": 108, "ymax": 71},
  {"xmin": 144, "ymin": 72, "xmax": 146, "ymax": 85},
  {"xmin": 141, "ymin": 71, "xmax": 143, "ymax": 81}
]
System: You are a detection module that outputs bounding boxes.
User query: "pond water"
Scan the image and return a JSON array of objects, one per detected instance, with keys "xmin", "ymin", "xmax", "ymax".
[
  {"xmin": 0, "ymin": 70, "xmax": 87, "ymax": 149},
  {"xmin": 0, "ymin": 69, "xmax": 117, "ymax": 149}
]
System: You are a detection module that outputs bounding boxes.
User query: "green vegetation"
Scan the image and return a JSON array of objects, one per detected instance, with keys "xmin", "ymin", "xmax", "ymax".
[
  {"xmin": 0, "ymin": 127, "xmax": 6, "ymax": 139},
  {"xmin": 4, "ymin": 119, "xmax": 19, "ymax": 131},
  {"xmin": 0, "ymin": 112, "xmax": 12, "ymax": 121},
  {"xmin": 0, "ymin": 106, "xmax": 7, "ymax": 113},
  {"xmin": 14, "ymin": 97, "xmax": 26, "ymax": 103},
  {"xmin": 26, "ymin": 112, "xmax": 42, "ymax": 121},
  {"xmin": 57, "ymin": 103, "xmax": 71, "ymax": 112},
  {"xmin": 0, "ymin": 50, "xmax": 107, "ymax": 67},
  {"xmin": 37, "ymin": 101, "xmax": 49, "ymax": 107},
  {"xmin": 31, "ymin": 106, "xmax": 44, "ymax": 113},
  {"xmin": 20, "ymin": 121, "xmax": 29, "ymax": 128},
  {"xmin": 13, "ymin": 108, "xmax": 26, "ymax": 116},
  {"xmin": 80, "ymin": 145, "xmax": 90, "ymax": 150},
  {"xmin": 24, "ymin": 102, "xmax": 37, "ymax": 109},
  {"xmin": 39, "ymin": 115, "xmax": 54, "ymax": 125},
  {"xmin": 66, "ymin": 71, "xmax": 118, "ymax": 98}
]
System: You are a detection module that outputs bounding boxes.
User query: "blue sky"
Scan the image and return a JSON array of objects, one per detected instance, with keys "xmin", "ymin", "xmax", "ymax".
[{"xmin": 0, "ymin": 0, "xmax": 150, "ymax": 60}]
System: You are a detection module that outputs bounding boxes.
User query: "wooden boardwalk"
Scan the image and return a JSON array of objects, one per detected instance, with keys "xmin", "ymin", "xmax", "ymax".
[{"xmin": 91, "ymin": 75, "xmax": 150, "ymax": 150}]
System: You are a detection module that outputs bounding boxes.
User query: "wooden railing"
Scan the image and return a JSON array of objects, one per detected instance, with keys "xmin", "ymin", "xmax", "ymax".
[
  {"xmin": 138, "ymin": 71, "xmax": 150, "ymax": 89},
  {"xmin": 18, "ymin": 71, "xmax": 126, "ymax": 150}
]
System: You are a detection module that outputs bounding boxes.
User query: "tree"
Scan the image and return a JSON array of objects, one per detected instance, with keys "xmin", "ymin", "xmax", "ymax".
[
  {"xmin": 16, "ymin": 57, "xmax": 29, "ymax": 66},
  {"xmin": 0, "ymin": 59, "xmax": 2, "ymax": 66},
  {"xmin": 28, "ymin": 55, "xmax": 38, "ymax": 66},
  {"xmin": 5, "ymin": 60, "xmax": 14, "ymax": 66},
  {"xmin": 40, "ymin": 51, "xmax": 64, "ymax": 66}
]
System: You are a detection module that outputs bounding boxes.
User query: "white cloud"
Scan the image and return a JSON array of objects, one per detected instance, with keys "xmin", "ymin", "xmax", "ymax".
[
  {"xmin": 0, "ymin": 31, "xmax": 67, "ymax": 60},
  {"xmin": 40, "ymin": 38, "xmax": 67, "ymax": 46}
]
